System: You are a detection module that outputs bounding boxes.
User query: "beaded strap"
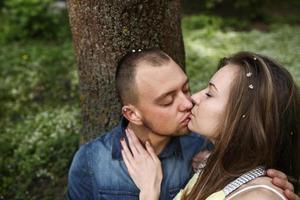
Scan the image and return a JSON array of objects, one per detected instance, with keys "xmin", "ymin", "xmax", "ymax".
[{"xmin": 223, "ymin": 166, "xmax": 266, "ymax": 196}]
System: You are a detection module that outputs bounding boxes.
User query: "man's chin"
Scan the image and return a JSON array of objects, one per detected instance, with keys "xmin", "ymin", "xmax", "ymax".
[{"xmin": 173, "ymin": 127, "xmax": 190, "ymax": 136}]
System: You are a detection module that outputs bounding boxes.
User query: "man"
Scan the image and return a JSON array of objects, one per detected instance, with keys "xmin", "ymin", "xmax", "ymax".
[{"xmin": 68, "ymin": 48, "xmax": 298, "ymax": 200}]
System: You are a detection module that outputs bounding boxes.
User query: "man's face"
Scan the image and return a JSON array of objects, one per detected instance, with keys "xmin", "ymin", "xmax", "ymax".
[{"xmin": 134, "ymin": 59, "xmax": 193, "ymax": 136}]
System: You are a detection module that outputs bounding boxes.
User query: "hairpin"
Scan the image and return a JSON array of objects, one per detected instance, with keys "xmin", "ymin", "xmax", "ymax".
[
  {"xmin": 242, "ymin": 115, "xmax": 246, "ymax": 118},
  {"xmin": 248, "ymin": 84, "xmax": 254, "ymax": 89},
  {"xmin": 246, "ymin": 72, "xmax": 252, "ymax": 77},
  {"xmin": 132, "ymin": 49, "xmax": 142, "ymax": 53}
]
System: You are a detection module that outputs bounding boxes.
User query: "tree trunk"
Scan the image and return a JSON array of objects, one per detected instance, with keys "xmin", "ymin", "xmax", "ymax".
[{"xmin": 67, "ymin": 0, "xmax": 185, "ymax": 143}]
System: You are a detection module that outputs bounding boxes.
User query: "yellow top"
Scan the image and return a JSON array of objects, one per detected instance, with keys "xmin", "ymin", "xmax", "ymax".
[
  {"xmin": 173, "ymin": 173, "xmax": 225, "ymax": 200},
  {"xmin": 206, "ymin": 191, "xmax": 225, "ymax": 200},
  {"xmin": 173, "ymin": 172, "xmax": 199, "ymax": 200}
]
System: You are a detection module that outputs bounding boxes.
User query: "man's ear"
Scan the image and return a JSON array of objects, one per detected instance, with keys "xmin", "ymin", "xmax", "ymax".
[{"xmin": 122, "ymin": 105, "xmax": 143, "ymax": 125}]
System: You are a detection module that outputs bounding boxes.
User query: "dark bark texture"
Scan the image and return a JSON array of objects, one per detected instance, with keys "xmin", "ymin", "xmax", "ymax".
[{"xmin": 67, "ymin": 0, "xmax": 185, "ymax": 143}]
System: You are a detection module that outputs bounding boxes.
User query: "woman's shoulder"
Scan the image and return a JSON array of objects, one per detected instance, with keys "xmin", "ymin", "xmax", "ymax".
[
  {"xmin": 229, "ymin": 177, "xmax": 286, "ymax": 200},
  {"xmin": 232, "ymin": 189, "xmax": 282, "ymax": 200}
]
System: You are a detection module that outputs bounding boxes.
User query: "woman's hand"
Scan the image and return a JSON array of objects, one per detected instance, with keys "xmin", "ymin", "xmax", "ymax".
[{"xmin": 121, "ymin": 128, "xmax": 162, "ymax": 200}]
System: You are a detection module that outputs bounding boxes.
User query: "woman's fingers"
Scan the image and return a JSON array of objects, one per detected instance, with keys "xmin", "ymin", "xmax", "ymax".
[
  {"xmin": 120, "ymin": 132, "xmax": 163, "ymax": 193},
  {"xmin": 121, "ymin": 149, "xmax": 133, "ymax": 172},
  {"xmin": 126, "ymin": 128, "xmax": 148, "ymax": 155},
  {"xmin": 145, "ymin": 141, "xmax": 159, "ymax": 162},
  {"xmin": 120, "ymin": 138, "xmax": 134, "ymax": 163},
  {"xmin": 121, "ymin": 138, "xmax": 139, "ymax": 177},
  {"xmin": 125, "ymin": 129, "xmax": 155, "ymax": 163},
  {"xmin": 126, "ymin": 129, "xmax": 140, "ymax": 156}
]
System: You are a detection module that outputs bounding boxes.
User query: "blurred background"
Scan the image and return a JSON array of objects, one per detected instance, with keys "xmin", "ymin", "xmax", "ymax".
[{"xmin": 0, "ymin": 0, "xmax": 299, "ymax": 199}]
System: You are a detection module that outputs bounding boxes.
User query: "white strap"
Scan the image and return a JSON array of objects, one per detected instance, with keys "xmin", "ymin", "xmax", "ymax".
[
  {"xmin": 226, "ymin": 184, "xmax": 287, "ymax": 200},
  {"xmin": 223, "ymin": 166, "xmax": 266, "ymax": 196}
]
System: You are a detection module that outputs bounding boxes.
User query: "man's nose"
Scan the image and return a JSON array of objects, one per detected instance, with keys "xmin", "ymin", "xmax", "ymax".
[{"xmin": 179, "ymin": 93, "xmax": 193, "ymax": 111}]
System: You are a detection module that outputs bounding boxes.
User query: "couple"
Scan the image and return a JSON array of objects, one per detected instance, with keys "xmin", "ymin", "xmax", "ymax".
[{"xmin": 67, "ymin": 48, "xmax": 299, "ymax": 200}]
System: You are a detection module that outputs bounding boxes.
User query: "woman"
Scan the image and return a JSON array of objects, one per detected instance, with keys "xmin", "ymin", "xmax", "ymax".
[{"xmin": 120, "ymin": 51, "xmax": 300, "ymax": 200}]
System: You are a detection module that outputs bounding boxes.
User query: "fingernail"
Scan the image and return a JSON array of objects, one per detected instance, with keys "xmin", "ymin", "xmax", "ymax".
[
  {"xmin": 146, "ymin": 140, "xmax": 152, "ymax": 146},
  {"xmin": 126, "ymin": 130, "xmax": 131, "ymax": 137}
]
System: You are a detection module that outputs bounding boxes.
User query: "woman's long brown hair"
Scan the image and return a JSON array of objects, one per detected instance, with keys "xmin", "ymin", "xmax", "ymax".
[{"xmin": 185, "ymin": 52, "xmax": 300, "ymax": 200}]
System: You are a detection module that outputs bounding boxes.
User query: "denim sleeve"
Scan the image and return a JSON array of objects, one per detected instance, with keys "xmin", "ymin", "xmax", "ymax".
[{"xmin": 67, "ymin": 145, "xmax": 93, "ymax": 200}]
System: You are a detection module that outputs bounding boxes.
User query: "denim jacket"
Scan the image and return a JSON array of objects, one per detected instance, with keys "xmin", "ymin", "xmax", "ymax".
[{"xmin": 67, "ymin": 118, "xmax": 206, "ymax": 200}]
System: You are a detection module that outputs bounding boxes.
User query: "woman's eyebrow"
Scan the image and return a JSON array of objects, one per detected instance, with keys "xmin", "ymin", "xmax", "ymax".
[{"xmin": 209, "ymin": 82, "xmax": 218, "ymax": 92}]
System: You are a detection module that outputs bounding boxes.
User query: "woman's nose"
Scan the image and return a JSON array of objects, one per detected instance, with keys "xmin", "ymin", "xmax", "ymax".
[
  {"xmin": 191, "ymin": 91, "xmax": 202, "ymax": 105},
  {"xmin": 191, "ymin": 97, "xmax": 197, "ymax": 106}
]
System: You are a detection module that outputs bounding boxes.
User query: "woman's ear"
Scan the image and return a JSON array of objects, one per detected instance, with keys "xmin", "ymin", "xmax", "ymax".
[{"xmin": 122, "ymin": 105, "xmax": 143, "ymax": 125}]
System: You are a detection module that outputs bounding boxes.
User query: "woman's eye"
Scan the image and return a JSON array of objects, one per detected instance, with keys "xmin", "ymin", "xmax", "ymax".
[{"xmin": 205, "ymin": 93, "xmax": 212, "ymax": 97}]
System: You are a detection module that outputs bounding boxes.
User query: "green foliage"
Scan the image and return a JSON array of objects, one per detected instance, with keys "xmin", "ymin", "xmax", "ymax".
[
  {"xmin": 0, "ymin": 0, "xmax": 69, "ymax": 42},
  {"xmin": 182, "ymin": 15, "xmax": 223, "ymax": 31},
  {"xmin": 0, "ymin": 9, "xmax": 299, "ymax": 199},
  {"xmin": 182, "ymin": 15, "xmax": 300, "ymax": 93},
  {"xmin": 0, "ymin": 40, "xmax": 78, "ymax": 121},
  {"xmin": 182, "ymin": 14, "xmax": 250, "ymax": 34},
  {"xmin": 1, "ymin": 107, "xmax": 80, "ymax": 200},
  {"xmin": 204, "ymin": 0, "xmax": 261, "ymax": 11},
  {"xmin": 203, "ymin": 0, "xmax": 267, "ymax": 19},
  {"xmin": 0, "ymin": 40, "xmax": 80, "ymax": 199},
  {"xmin": 202, "ymin": 0, "xmax": 300, "ymax": 20}
]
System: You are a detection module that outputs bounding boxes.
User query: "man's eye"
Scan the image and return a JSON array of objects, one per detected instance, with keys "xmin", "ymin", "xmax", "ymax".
[
  {"xmin": 162, "ymin": 101, "xmax": 173, "ymax": 106},
  {"xmin": 183, "ymin": 89, "xmax": 190, "ymax": 94}
]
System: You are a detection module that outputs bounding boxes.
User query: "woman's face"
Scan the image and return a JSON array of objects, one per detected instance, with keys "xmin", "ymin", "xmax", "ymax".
[{"xmin": 188, "ymin": 64, "xmax": 239, "ymax": 141}]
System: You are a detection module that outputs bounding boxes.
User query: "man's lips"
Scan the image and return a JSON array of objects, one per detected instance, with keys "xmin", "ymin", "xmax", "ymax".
[{"xmin": 180, "ymin": 113, "xmax": 191, "ymax": 124}]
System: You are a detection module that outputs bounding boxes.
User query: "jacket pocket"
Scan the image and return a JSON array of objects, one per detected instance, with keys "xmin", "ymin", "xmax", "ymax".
[{"xmin": 99, "ymin": 189, "xmax": 139, "ymax": 200}]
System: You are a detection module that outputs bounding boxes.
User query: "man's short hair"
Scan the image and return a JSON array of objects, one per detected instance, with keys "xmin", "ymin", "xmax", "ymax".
[{"xmin": 115, "ymin": 48, "xmax": 171, "ymax": 105}]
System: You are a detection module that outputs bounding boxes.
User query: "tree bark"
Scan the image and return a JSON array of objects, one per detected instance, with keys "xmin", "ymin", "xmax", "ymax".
[{"xmin": 67, "ymin": 0, "xmax": 185, "ymax": 143}]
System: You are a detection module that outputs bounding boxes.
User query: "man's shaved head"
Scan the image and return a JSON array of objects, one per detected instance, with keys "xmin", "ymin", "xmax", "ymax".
[{"xmin": 115, "ymin": 48, "xmax": 171, "ymax": 105}]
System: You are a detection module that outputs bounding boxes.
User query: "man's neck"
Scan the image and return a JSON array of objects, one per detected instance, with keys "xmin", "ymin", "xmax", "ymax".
[{"xmin": 127, "ymin": 123, "xmax": 171, "ymax": 155}]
